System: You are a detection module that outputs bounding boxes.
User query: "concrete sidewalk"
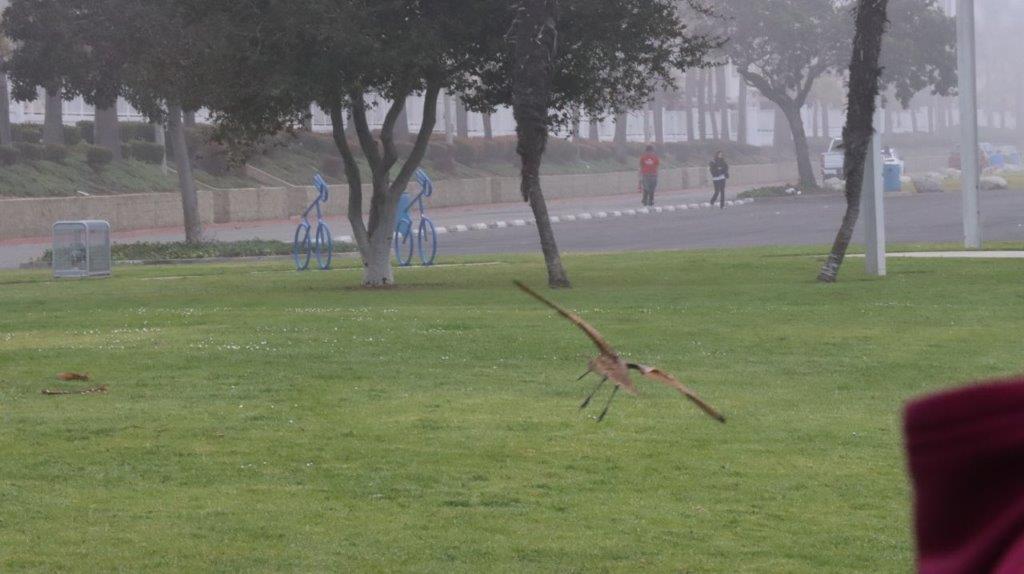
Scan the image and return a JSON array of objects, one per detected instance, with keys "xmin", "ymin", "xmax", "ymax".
[{"xmin": 0, "ymin": 183, "xmax": 747, "ymax": 269}]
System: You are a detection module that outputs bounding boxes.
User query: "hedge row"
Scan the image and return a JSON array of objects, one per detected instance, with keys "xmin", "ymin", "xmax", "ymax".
[{"xmin": 298, "ymin": 132, "xmax": 775, "ymax": 172}]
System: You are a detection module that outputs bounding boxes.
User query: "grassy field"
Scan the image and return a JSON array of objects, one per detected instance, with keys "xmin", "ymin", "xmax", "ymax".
[{"xmin": 1, "ymin": 249, "xmax": 1022, "ymax": 572}]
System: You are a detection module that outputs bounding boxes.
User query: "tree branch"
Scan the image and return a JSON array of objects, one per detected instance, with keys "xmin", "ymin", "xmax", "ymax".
[
  {"xmin": 392, "ymin": 82, "xmax": 441, "ymax": 196},
  {"xmin": 329, "ymin": 102, "xmax": 369, "ymax": 258},
  {"xmin": 349, "ymin": 92, "xmax": 383, "ymax": 179},
  {"xmin": 379, "ymin": 95, "xmax": 407, "ymax": 175}
]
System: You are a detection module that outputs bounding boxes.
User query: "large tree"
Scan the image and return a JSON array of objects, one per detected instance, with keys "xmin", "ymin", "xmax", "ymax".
[
  {"xmin": 4, "ymin": 0, "xmax": 211, "ymax": 242},
  {"xmin": 703, "ymin": 0, "xmax": 955, "ymax": 189},
  {"xmin": 818, "ymin": 0, "xmax": 888, "ymax": 282},
  {"xmin": 2, "ymin": 0, "xmax": 123, "ymax": 156},
  {"xmin": 201, "ymin": 0, "xmax": 711, "ymax": 288},
  {"xmin": 509, "ymin": 0, "xmax": 570, "ymax": 287}
]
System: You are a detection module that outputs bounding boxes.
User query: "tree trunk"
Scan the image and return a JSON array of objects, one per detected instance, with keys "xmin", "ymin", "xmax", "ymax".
[
  {"xmin": 443, "ymin": 92, "xmax": 454, "ymax": 144},
  {"xmin": 737, "ymin": 79, "xmax": 748, "ymax": 145},
  {"xmin": 773, "ymin": 105, "xmax": 791, "ymax": 148},
  {"xmin": 614, "ymin": 113, "xmax": 628, "ymax": 154},
  {"xmin": 812, "ymin": 101, "xmax": 820, "ymax": 139},
  {"xmin": 456, "ymin": 98, "xmax": 468, "ymax": 139},
  {"xmin": 43, "ymin": 89, "xmax": 64, "ymax": 145},
  {"xmin": 331, "ymin": 84, "xmax": 440, "ymax": 287},
  {"xmin": 0, "ymin": 73, "xmax": 12, "ymax": 146},
  {"xmin": 167, "ymin": 104, "xmax": 202, "ymax": 244},
  {"xmin": 483, "ymin": 112, "xmax": 493, "ymax": 140},
  {"xmin": 823, "ymin": 103, "xmax": 831, "ymax": 139},
  {"xmin": 571, "ymin": 113, "xmax": 582, "ymax": 142},
  {"xmin": 652, "ymin": 92, "xmax": 664, "ymax": 145},
  {"xmin": 707, "ymin": 70, "xmax": 719, "ymax": 140},
  {"xmin": 697, "ymin": 70, "xmax": 707, "ymax": 141},
  {"xmin": 94, "ymin": 105, "xmax": 122, "ymax": 159},
  {"xmin": 588, "ymin": 118, "xmax": 600, "ymax": 142},
  {"xmin": 818, "ymin": 0, "xmax": 888, "ymax": 283},
  {"xmin": 395, "ymin": 104, "xmax": 410, "ymax": 140},
  {"xmin": 512, "ymin": 0, "xmax": 570, "ymax": 288},
  {"xmin": 717, "ymin": 66, "xmax": 730, "ymax": 141},
  {"xmin": 927, "ymin": 100, "xmax": 935, "ymax": 133},
  {"xmin": 910, "ymin": 106, "xmax": 919, "ymax": 133},
  {"xmin": 1017, "ymin": 75, "xmax": 1024, "ymax": 140},
  {"xmin": 183, "ymin": 111, "xmax": 196, "ymax": 127},
  {"xmin": 781, "ymin": 102, "xmax": 816, "ymax": 189},
  {"xmin": 884, "ymin": 103, "xmax": 894, "ymax": 134}
]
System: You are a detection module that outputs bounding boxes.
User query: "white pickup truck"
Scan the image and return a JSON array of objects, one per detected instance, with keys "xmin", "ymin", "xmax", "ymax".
[
  {"xmin": 820, "ymin": 137, "xmax": 903, "ymax": 179},
  {"xmin": 821, "ymin": 137, "xmax": 844, "ymax": 178}
]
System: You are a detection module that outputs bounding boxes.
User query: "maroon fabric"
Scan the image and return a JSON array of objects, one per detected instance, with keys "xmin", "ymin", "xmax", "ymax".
[{"xmin": 905, "ymin": 376, "xmax": 1024, "ymax": 573}]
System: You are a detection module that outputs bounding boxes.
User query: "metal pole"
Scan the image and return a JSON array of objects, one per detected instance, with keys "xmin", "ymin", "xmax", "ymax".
[
  {"xmin": 862, "ymin": 99, "xmax": 886, "ymax": 277},
  {"xmin": 957, "ymin": 0, "xmax": 981, "ymax": 248}
]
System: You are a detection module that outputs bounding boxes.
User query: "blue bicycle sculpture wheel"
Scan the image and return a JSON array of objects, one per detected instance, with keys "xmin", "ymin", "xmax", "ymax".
[
  {"xmin": 314, "ymin": 222, "xmax": 333, "ymax": 270},
  {"xmin": 418, "ymin": 217, "xmax": 437, "ymax": 266},
  {"xmin": 293, "ymin": 224, "xmax": 312, "ymax": 271},
  {"xmin": 394, "ymin": 221, "xmax": 414, "ymax": 266}
]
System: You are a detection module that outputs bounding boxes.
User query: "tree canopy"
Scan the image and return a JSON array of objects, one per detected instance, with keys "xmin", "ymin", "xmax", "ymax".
[
  {"xmin": 198, "ymin": 0, "xmax": 713, "ymax": 286},
  {"xmin": 702, "ymin": 0, "xmax": 955, "ymax": 188}
]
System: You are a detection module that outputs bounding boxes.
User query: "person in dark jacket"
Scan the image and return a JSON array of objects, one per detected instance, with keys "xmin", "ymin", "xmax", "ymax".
[{"xmin": 709, "ymin": 151, "xmax": 729, "ymax": 209}]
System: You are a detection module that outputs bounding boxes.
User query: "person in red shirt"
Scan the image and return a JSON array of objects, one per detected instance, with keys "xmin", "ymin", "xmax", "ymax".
[{"xmin": 639, "ymin": 145, "xmax": 660, "ymax": 206}]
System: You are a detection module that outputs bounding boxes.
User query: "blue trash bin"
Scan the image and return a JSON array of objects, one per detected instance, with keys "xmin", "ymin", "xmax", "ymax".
[{"xmin": 883, "ymin": 163, "xmax": 903, "ymax": 192}]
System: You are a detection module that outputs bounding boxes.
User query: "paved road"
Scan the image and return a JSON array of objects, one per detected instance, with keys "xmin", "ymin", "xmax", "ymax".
[
  {"xmin": 437, "ymin": 190, "xmax": 1024, "ymax": 256},
  {"xmin": 3, "ymin": 188, "xmax": 1023, "ymax": 268}
]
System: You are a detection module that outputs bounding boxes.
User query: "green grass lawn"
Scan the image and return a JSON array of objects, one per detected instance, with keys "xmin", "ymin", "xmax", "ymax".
[{"xmin": 2, "ymin": 249, "xmax": 1022, "ymax": 572}]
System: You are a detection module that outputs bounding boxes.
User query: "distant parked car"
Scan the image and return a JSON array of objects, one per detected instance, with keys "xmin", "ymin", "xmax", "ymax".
[
  {"xmin": 821, "ymin": 137, "xmax": 845, "ymax": 178},
  {"xmin": 820, "ymin": 138, "xmax": 903, "ymax": 179}
]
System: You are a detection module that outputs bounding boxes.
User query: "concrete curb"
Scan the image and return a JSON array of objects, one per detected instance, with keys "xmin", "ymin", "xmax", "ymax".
[{"xmin": 342, "ymin": 198, "xmax": 757, "ymax": 241}]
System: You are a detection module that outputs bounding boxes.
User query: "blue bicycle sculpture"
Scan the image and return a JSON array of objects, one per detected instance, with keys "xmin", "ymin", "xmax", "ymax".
[
  {"xmin": 394, "ymin": 168, "xmax": 437, "ymax": 266},
  {"xmin": 293, "ymin": 173, "xmax": 333, "ymax": 271}
]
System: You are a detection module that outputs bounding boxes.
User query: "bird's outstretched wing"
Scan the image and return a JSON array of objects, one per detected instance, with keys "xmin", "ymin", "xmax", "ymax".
[
  {"xmin": 514, "ymin": 280, "xmax": 617, "ymax": 356},
  {"xmin": 629, "ymin": 364, "xmax": 726, "ymax": 423}
]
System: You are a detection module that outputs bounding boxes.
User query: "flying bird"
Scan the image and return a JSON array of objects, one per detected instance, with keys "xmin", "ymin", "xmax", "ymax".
[{"xmin": 514, "ymin": 280, "xmax": 725, "ymax": 423}]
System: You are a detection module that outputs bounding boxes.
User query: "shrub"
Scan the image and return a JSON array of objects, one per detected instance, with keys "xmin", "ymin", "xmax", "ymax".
[
  {"xmin": 77, "ymin": 121, "xmax": 95, "ymax": 144},
  {"xmin": 195, "ymin": 142, "xmax": 233, "ymax": 176},
  {"xmin": 11, "ymin": 124, "xmax": 43, "ymax": 144},
  {"xmin": 452, "ymin": 139, "xmax": 479, "ymax": 165},
  {"xmin": 298, "ymin": 131, "xmax": 335, "ymax": 155},
  {"xmin": 321, "ymin": 155, "xmax": 344, "ymax": 179},
  {"xmin": 120, "ymin": 121, "xmax": 157, "ymax": 143},
  {"xmin": 63, "ymin": 125, "xmax": 83, "ymax": 146},
  {"xmin": 14, "ymin": 142, "xmax": 45, "ymax": 161},
  {"xmin": 0, "ymin": 145, "xmax": 20, "ymax": 166},
  {"xmin": 426, "ymin": 142, "xmax": 455, "ymax": 172},
  {"xmin": 42, "ymin": 144, "xmax": 69, "ymax": 163},
  {"xmin": 481, "ymin": 138, "xmax": 517, "ymax": 162},
  {"xmin": 544, "ymin": 138, "xmax": 578, "ymax": 163},
  {"xmin": 86, "ymin": 145, "xmax": 114, "ymax": 170},
  {"xmin": 130, "ymin": 141, "xmax": 165, "ymax": 165}
]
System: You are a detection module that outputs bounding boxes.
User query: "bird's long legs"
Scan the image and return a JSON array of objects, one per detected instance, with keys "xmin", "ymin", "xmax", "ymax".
[
  {"xmin": 597, "ymin": 386, "xmax": 620, "ymax": 422},
  {"xmin": 579, "ymin": 377, "xmax": 608, "ymax": 409}
]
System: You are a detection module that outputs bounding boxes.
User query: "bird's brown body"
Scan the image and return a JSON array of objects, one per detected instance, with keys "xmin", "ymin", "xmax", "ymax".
[{"xmin": 515, "ymin": 280, "xmax": 725, "ymax": 423}]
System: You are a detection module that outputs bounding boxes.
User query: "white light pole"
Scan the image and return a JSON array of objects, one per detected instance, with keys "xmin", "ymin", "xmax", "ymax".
[
  {"xmin": 862, "ymin": 98, "xmax": 886, "ymax": 276},
  {"xmin": 957, "ymin": 0, "xmax": 981, "ymax": 248}
]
